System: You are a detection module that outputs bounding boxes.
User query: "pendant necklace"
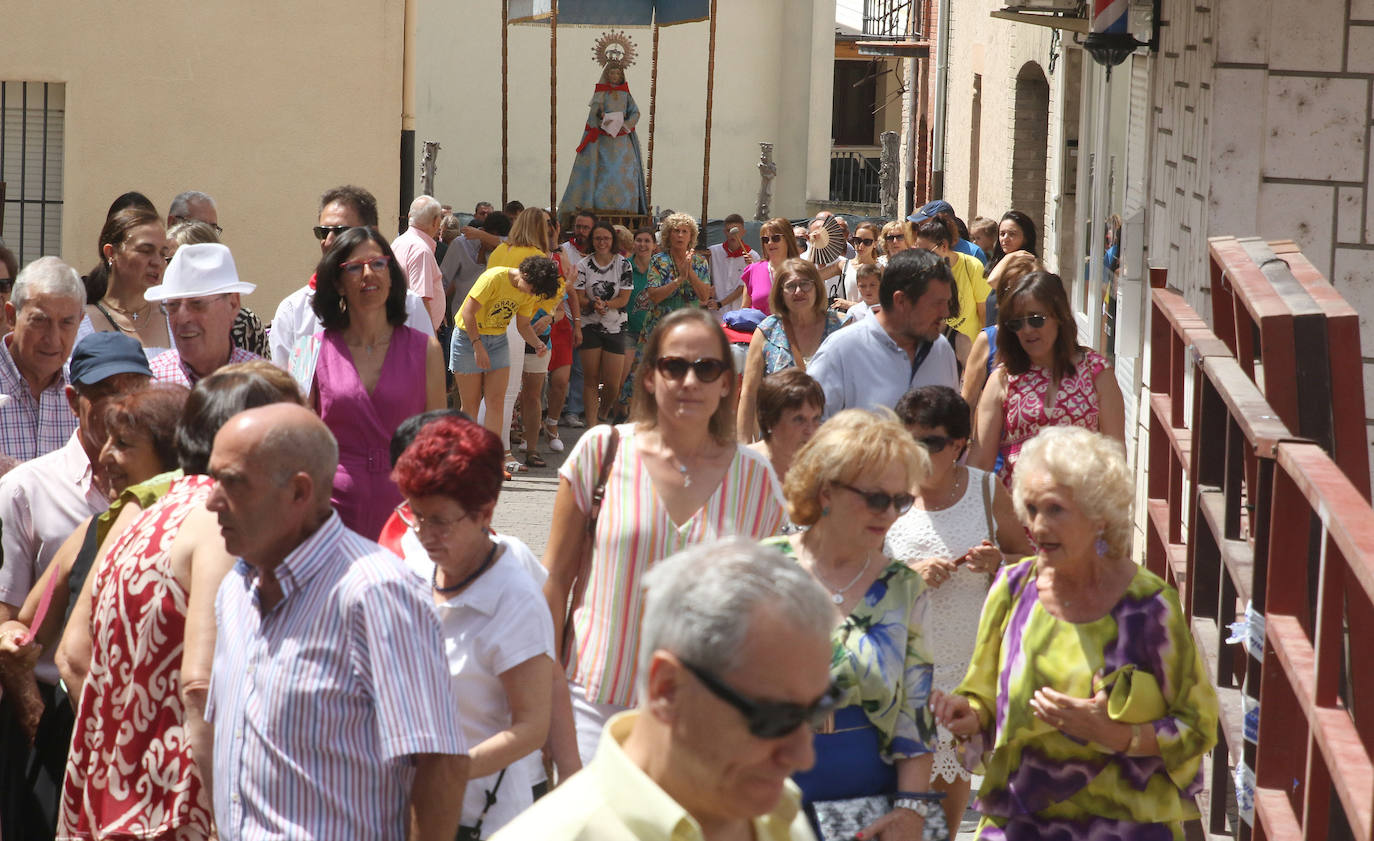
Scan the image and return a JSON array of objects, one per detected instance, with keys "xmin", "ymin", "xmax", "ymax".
[{"xmin": 812, "ymin": 554, "xmax": 873, "ymax": 605}]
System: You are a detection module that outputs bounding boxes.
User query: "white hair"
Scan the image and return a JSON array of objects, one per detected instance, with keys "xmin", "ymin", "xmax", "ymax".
[
  {"xmin": 1011, "ymin": 426, "xmax": 1133, "ymax": 558},
  {"xmin": 169, "ymin": 190, "xmax": 216, "ymax": 219},
  {"xmin": 637, "ymin": 537, "xmax": 833, "ymax": 697},
  {"xmin": 11, "ymin": 256, "xmax": 85, "ymax": 311},
  {"xmin": 408, "ymin": 195, "xmax": 444, "ymax": 227}
]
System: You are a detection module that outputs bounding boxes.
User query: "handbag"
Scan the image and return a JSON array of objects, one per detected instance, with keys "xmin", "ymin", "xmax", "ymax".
[
  {"xmin": 811, "ymin": 792, "xmax": 951, "ymax": 841},
  {"xmin": 454, "ymin": 768, "xmax": 506, "ymax": 841},
  {"xmin": 559, "ymin": 426, "xmax": 621, "ymax": 667}
]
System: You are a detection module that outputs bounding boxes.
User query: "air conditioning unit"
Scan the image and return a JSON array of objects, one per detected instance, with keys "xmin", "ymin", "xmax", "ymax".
[{"xmin": 1001, "ymin": 0, "xmax": 1084, "ymax": 13}]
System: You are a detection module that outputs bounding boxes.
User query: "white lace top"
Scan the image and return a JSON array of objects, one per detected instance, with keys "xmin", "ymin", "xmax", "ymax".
[{"xmin": 883, "ymin": 465, "xmax": 998, "ymax": 783}]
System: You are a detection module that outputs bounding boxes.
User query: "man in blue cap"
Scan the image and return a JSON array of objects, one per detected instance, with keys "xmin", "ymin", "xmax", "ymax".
[
  {"xmin": 909, "ymin": 200, "xmax": 988, "ymax": 268},
  {"xmin": 0, "ymin": 331, "xmax": 152, "ymax": 840}
]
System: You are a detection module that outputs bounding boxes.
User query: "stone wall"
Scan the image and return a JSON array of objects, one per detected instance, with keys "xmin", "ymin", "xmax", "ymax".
[{"xmin": 1148, "ymin": 0, "xmax": 1374, "ymax": 474}]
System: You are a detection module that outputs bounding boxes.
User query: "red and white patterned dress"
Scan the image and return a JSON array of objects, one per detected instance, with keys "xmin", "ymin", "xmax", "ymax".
[
  {"xmin": 59, "ymin": 475, "xmax": 216, "ymax": 841},
  {"xmin": 997, "ymin": 348, "xmax": 1109, "ymax": 486}
]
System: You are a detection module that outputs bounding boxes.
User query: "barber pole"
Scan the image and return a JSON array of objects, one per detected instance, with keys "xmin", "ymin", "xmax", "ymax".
[
  {"xmin": 1083, "ymin": 0, "xmax": 1144, "ymax": 66},
  {"xmin": 1092, "ymin": 0, "xmax": 1129, "ymax": 35}
]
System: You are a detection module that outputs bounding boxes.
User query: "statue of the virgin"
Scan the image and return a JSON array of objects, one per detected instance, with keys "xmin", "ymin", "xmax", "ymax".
[{"xmin": 560, "ymin": 31, "xmax": 649, "ymax": 216}]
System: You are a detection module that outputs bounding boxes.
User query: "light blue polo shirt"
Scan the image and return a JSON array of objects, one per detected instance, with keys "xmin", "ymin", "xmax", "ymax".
[{"xmin": 808, "ymin": 314, "xmax": 959, "ymax": 419}]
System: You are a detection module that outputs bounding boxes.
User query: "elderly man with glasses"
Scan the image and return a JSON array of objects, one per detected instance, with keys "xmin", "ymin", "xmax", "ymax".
[
  {"xmin": 147, "ymin": 244, "xmax": 261, "ymax": 386},
  {"xmin": 268, "ymin": 185, "xmax": 434, "ymax": 368},
  {"xmin": 167, "ymin": 189, "xmax": 222, "ymax": 235},
  {"xmin": 492, "ymin": 538, "xmax": 835, "ymax": 841}
]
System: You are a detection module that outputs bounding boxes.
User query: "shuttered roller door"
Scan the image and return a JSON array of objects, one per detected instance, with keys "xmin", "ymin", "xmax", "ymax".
[{"xmin": 0, "ymin": 81, "xmax": 65, "ymax": 266}]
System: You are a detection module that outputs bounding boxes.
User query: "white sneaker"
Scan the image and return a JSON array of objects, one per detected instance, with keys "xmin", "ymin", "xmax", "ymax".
[{"xmin": 549, "ymin": 436, "xmax": 565, "ymax": 453}]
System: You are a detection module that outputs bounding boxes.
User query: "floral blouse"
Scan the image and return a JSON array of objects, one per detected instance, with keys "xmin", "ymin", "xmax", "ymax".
[
  {"xmin": 764, "ymin": 536, "xmax": 937, "ymax": 759},
  {"xmin": 757, "ymin": 310, "xmax": 845, "ymax": 375}
]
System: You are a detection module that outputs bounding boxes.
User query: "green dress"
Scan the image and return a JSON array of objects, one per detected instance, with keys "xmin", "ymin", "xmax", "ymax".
[
  {"xmin": 956, "ymin": 558, "xmax": 1219, "ymax": 840},
  {"xmin": 619, "ymin": 251, "xmax": 709, "ymax": 406},
  {"xmin": 763, "ymin": 536, "xmax": 937, "ymax": 758}
]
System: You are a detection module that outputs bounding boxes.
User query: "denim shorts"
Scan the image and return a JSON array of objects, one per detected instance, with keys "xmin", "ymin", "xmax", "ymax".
[{"xmin": 450, "ymin": 329, "xmax": 510, "ymax": 373}]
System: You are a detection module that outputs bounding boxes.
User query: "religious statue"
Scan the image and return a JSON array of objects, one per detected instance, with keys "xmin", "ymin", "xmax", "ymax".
[{"xmin": 560, "ymin": 31, "xmax": 648, "ymax": 216}]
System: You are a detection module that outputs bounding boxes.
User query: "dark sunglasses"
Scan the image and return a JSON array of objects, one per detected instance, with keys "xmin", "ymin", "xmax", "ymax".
[
  {"xmin": 760, "ymin": 233, "xmax": 786, "ymax": 244},
  {"xmin": 681, "ymin": 659, "xmax": 841, "ymax": 739},
  {"xmin": 313, "ymin": 224, "xmax": 352, "ymax": 241},
  {"xmin": 884, "ymin": 234, "xmax": 906, "ymax": 242},
  {"xmin": 850, "ymin": 237, "xmax": 875, "ymax": 247},
  {"xmin": 917, "ymin": 435, "xmax": 953, "ymax": 454},
  {"xmin": 835, "ymin": 481, "xmax": 915, "ymax": 514},
  {"xmin": 1005, "ymin": 313, "xmax": 1049, "ymax": 332},
  {"xmin": 655, "ymin": 356, "xmax": 729, "ymax": 383}
]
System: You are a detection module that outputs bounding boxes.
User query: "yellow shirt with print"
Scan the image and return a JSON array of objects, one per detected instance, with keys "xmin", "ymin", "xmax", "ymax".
[
  {"xmin": 946, "ymin": 251, "xmax": 992, "ymax": 340},
  {"xmin": 456, "ymin": 265, "xmax": 552, "ymax": 335}
]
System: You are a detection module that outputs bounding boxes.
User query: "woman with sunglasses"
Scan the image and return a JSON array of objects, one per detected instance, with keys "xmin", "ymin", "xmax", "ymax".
[
  {"xmin": 967, "ymin": 272, "xmax": 1124, "ymax": 486},
  {"xmin": 766, "ymin": 409, "xmax": 947, "ymax": 841},
  {"xmin": 885, "ymin": 386, "xmax": 1032, "ymax": 833},
  {"xmin": 829, "ymin": 221, "xmax": 882, "ymax": 312},
  {"xmin": 392, "ymin": 415, "xmax": 556, "ymax": 838},
  {"xmin": 309, "ymin": 227, "xmax": 447, "ymax": 537},
  {"xmin": 736, "ymin": 259, "xmax": 842, "ymax": 442},
  {"xmin": 737, "ymin": 216, "xmax": 803, "ymax": 316},
  {"xmin": 880, "ymin": 220, "xmax": 911, "ymax": 261},
  {"xmin": 543, "ymin": 307, "xmax": 787, "ymax": 765}
]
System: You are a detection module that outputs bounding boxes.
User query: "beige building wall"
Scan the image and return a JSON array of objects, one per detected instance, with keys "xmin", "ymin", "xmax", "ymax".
[
  {"xmin": 2, "ymin": 2, "xmax": 404, "ymax": 312},
  {"xmin": 414, "ymin": 0, "xmax": 836, "ymax": 221},
  {"xmin": 939, "ymin": 1, "xmax": 1068, "ymax": 274}
]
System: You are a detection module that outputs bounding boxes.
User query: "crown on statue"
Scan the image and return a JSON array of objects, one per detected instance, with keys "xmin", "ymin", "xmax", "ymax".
[{"xmin": 592, "ymin": 30, "xmax": 638, "ymax": 70}]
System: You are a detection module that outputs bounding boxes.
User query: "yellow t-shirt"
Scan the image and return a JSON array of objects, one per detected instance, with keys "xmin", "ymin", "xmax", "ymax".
[
  {"xmin": 457, "ymin": 266, "xmax": 546, "ymax": 335},
  {"xmin": 487, "ymin": 243, "xmax": 546, "ymax": 270},
  {"xmin": 947, "ymin": 251, "xmax": 992, "ymax": 339}
]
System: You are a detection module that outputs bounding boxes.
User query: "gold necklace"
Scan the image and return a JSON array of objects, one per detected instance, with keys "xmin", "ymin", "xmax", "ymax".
[{"xmin": 101, "ymin": 297, "xmax": 153, "ymax": 324}]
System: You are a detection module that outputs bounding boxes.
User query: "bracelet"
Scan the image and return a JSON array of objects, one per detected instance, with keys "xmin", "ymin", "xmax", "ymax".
[{"xmin": 1124, "ymin": 723, "xmax": 1143, "ymax": 755}]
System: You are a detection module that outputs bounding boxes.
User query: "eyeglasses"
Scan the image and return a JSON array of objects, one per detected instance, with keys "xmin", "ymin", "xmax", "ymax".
[
  {"xmin": 340, "ymin": 255, "xmax": 392, "ymax": 276},
  {"xmin": 850, "ymin": 237, "xmax": 875, "ymax": 247},
  {"xmin": 782, "ymin": 279, "xmax": 815, "ymax": 294},
  {"xmin": 885, "ymin": 234, "xmax": 906, "ymax": 242},
  {"xmin": 760, "ymin": 234, "xmax": 786, "ymax": 245},
  {"xmin": 395, "ymin": 502, "xmax": 471, "ymax": 535},
  {"xmin": 0, "ymin": 279, "xmax": 11, "ymax": 294},
  {"xmin": 161, "ymin": 294, "xmax": 231, "ymax": 316},
  {"xmin": 917, "ymin": 435, "xmax": 952, "ymax": 454},
  {"xmin": 313, "ymin": 224, "xmax": 352, "ymax": 241},
  {"xmin": 1004, "ymin": 313, "xmax": 1049, "ymax": 332},
  {"xmin": 680, "ymin": 659, "xmax": 841, "ymax": 739},
  {"xmin": 655, "ymin": 356, "xmax": 729, "ymax": 383},
  {"xmin": 835, "ymin": 482, "xmax": 915, "ymax": 514},
  {"xmin": 170, "ymin": 215, "xmax": 223, "ymax": 235}
]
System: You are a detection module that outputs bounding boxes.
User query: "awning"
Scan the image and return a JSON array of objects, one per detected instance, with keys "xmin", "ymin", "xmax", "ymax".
[{"xmin": 507, "ymin": 0, "xmax": 709, "ymax": 25}]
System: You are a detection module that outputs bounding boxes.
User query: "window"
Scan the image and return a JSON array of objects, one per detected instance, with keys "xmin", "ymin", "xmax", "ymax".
[
  {"xmin": 1, "ymin": 82, "xmax": 65, "ymax": 265},
  {"xmin": 832, "ymin": 61, "xmax": 878, "ymax": 147}
]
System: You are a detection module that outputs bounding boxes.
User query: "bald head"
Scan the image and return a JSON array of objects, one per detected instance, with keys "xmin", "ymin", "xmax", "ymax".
[{"xmin": 225, "ymin": 404, "xmax": 338, "ymax": 500}]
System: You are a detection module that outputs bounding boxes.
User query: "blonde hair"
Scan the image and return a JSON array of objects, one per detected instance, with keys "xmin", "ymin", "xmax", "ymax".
[
  {"xmin": 659, "ymin": 212, "xmax": 699, "ymax": 251},
  {"xmin": 768, "ymin": 258, "xmax": 828, "ymax": 320},
  {"xmin": 760, "ymin": 217, "xmax": 802, "ymax": 261},
  {"xmin": 167, "ymin": 220, "xmax": 220, "ymax": 247},
  {"xmin": 881, "ymin": 220, "xmax": 910, "ymax": 256},
  {"xmin": 613, "ymin": 224, "xmax": 634, "ymax": 254},
  {"xmin": 508, "ymin": 207, "xmax": 550, "ymax": 254},
  {"xmin": 1011, "ymin": 426, "xmax": 1132, "ymax": 559},
  {"xmin": 783, "ymin": 409, "xmax": 929, "ymax": 527}
]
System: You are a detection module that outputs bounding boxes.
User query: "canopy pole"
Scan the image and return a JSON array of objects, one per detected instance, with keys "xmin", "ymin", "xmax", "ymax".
[
  {"xmin": 646, "ymin": 23, "xmax": 660, "ymax": 212},
  {"xmin": 550, "ymin": 0, "xmax": 559, "ymax": 215},
  {"xmin": 501, "ymin": 5, "xmax": 509, "ymax": 206},
  {"xmin": 700, "ymin": 0, "xmax": 718, "ymax": 234}
]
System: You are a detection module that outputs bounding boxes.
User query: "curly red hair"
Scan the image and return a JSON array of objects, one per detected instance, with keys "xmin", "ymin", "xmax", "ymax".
[{"xmin": 391, "ymin": 416, "xmax": 504, "ymax": 511}]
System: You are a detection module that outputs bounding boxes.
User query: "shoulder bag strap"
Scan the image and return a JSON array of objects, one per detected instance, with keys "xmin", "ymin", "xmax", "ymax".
[
  {"xmin": 981, "ymin": 469, "xmax": 996, "ymax": 544},
  {"xmin": 460, "ymin": 767, "xmax": 507, "ymax": 841},
  {"xmin": 560, "ymin": 426, "xmax": 621, "ymax": 666},
  {"xmin": 908, "ymin": 339, "xmax": 933, "ymax": 384}
]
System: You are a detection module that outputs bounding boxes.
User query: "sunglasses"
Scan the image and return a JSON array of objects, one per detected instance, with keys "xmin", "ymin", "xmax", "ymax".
[
  {"xmin": 760, "ymin": 233, "xmax": 786, "ymax": 244},
  {"xmin": 835, "ymin": 481, "xmax": 915, "ymax": 514},
  {"xmin": 340, "ymin": 255, "xmax": 392, "ymax": 276},
  {"xmin": 1005, "ymin": 313, "xmax": 1049, "ymax": 332},
  {"xmin": 782, "ymin": 279, "xmax": 815, "ymax": 294},
  {"xmin": 917, "ymin": 435, "xmax": 953, "ymax": 454},
  {"xmin": 655, "ymin": 356, "xmax": 729, "ymax": 383},
  {"xmin": 850, "ymin": 237, "xmax": 875, "ymax": 247},
  {"xmin": 313, "ymin": 224, "xmax": 352, "ymax": 241},
  {"xmin": 681, "ymin": 659, "xmax": 841, "ymax": 739},
  {"xmin": 884, "ymin": 234, "xmax": 906, "ymax": 242}
]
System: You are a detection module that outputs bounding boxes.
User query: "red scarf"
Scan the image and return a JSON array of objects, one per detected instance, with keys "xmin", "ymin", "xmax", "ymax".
[
  {"xmin": 308, "ymin": 271, "xmax": 317, "ymax": 291},
  {"xmin": 594, "ymin": 82, "xmax": 630, "ymax": 93},
  {"xmin": 723, "ymin": 240, "xmax": 750, "ymax": 259},
  {"xmin": 576, "ymin": 83, "xmax": 633, "ymax": 152}
]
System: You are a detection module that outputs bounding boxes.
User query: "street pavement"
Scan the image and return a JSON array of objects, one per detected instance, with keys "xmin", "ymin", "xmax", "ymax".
[{"xmin": 491, "ymin": 419, "xmax": 982, "ymax": 838}]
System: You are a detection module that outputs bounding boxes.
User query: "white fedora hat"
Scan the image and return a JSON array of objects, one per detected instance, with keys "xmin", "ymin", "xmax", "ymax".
[{"xmin": 145, "ymin": 243, "xmax": 256, "ymax": 302}]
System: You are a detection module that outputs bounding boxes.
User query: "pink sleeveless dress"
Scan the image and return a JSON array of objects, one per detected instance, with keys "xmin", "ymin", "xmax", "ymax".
[
  {"xmin": 997, "ymin": 348, "xmax": 1109, "ymax": 486},
  {"xmin": 316, "ymin": 326, "xmax": 428, "ymax": 539}
]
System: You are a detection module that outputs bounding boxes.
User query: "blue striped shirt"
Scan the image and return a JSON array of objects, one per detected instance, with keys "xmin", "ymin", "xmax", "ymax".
[{"xmin": 207, "ymin": 512, "xmax": 466, "ymax": 841}]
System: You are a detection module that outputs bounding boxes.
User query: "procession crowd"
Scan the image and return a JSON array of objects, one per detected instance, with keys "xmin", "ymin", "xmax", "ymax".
[{"xmin": 0, "ymin": 184, "xmax": 1217, "ymax": 841}]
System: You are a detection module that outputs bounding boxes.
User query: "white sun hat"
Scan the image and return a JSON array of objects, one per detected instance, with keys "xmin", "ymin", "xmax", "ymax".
[{"xmin": 144, "ymin": 243, "xmax": 256, "ymax": 302}]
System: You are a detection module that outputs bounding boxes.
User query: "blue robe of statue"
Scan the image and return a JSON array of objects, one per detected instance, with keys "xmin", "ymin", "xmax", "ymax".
[{"xmin": 560, "ymin": 81, "xmax": 649, "ymax": 215}]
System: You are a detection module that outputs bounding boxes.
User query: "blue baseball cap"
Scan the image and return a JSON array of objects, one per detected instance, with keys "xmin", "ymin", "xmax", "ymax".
[
  {"xmin": 907, "ymin": 199, "xmax": 956, "ymax": 224},
  {"xmin": 68, "ymin": 332, "xmax": 153, "ymax": 386}
]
